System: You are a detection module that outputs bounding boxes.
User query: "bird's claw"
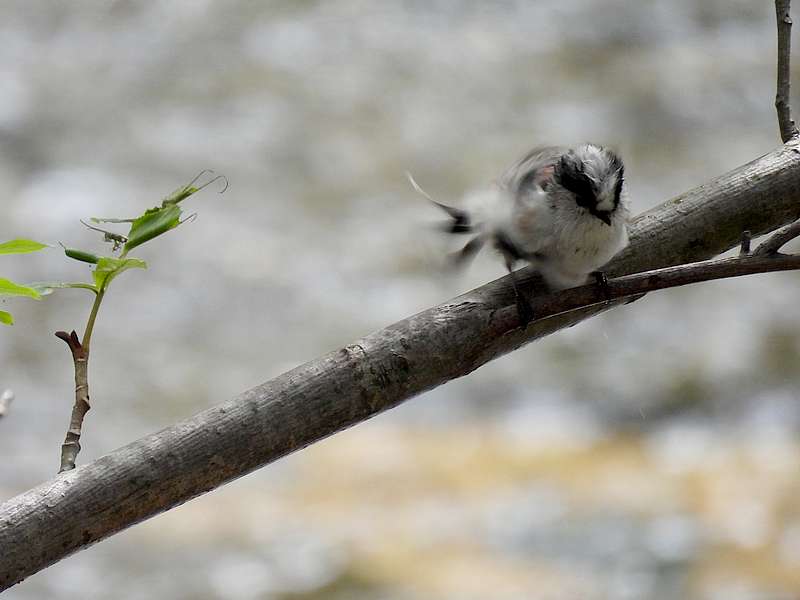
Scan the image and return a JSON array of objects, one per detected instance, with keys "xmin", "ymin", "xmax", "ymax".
[{"xmin": 592, "ymin": 271, "xmax": 611, "ymax": 298}]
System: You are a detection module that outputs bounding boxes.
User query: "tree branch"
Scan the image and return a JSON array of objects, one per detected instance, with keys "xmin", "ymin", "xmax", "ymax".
[
  {"xmin": 54, "ymin": 288, "xmax": 106, "ymax": 472},
  {"xmin": 54, "ymin": 330, "xmax": 91, "ymax": 473},
  {"xmin": 2, "ymin": 143, "xmax": 800, "ymax": 590},
  {"xmin": 530, "ymin": 249, "xmax": 800, "ymax": 328},
  {"xmin": 754, "ymin": 218, "xmax": 800, "ymax": 255},
  {"xmin": 776, "ymin": 0, "xmax": 799, "ymax": 142}
]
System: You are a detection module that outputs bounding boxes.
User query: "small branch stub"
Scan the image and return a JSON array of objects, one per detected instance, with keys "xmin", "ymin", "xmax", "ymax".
[
  {"xmin": 740, "ymin": 230, "xmax": 752, "ymax": 255},
  {"xmin": 776, "ymin": 0, "xmax": 800, "ymax": 142}
]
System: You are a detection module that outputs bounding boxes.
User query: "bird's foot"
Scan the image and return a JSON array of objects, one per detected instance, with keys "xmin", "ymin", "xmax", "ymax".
[{"xmin": 592, "ymin": 271, "xmax": 611, "ymax": 299}]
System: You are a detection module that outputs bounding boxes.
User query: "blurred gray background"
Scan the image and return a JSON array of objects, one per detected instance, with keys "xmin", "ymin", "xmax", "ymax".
[{"xmin": 3, "ymin": 1, "xmax": 800, "ymax": 599}]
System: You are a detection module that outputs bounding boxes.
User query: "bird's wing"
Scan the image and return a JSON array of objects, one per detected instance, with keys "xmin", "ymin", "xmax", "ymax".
[{"xmin": 497, "ymin": 146, "xmax": 565, "ymax": 195}]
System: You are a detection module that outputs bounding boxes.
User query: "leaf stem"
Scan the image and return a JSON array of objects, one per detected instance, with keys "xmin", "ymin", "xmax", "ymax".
[{"xmin": 82, "ymin": 287, "xmax": 106, "ymax": 353}]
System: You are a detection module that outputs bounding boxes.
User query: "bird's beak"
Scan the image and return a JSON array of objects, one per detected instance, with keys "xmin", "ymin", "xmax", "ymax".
[{"xmin": 594, "ymin": 211, "xmax": 612, "ymax": 226}]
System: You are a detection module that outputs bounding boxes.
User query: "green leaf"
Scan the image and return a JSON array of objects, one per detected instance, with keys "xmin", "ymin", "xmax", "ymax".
[
  {"xmin": 0, "ymin": 278, "xmax": 41, "ymax": 299},
  {"xmin": 0, "ymin": 310, "xmax": 13, "ymax": 325},
  {"xmin": 62, "ymin": 247, "xmax": 100, "ymax": 264},
  {"xmin": 92, "ymin": 257, "xmax": 147, "ymax": 289},
  {"xmin": 123, "ymin": 204, "xmax": 182, "ymax": 253},
  {"xmin": 0, "ymin": 239, "xmax": 48, "ymax": 255}
]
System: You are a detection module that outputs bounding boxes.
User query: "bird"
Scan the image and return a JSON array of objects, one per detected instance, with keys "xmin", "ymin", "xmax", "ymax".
[{"xmin": 416, "ymin": 143, "xmax": 630, "ymax": 326}]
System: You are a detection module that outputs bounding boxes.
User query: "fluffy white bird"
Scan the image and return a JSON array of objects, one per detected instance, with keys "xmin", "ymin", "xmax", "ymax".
[{"xmin": 425, "ymin": 144, "xmax": 630, "ymax": 325}]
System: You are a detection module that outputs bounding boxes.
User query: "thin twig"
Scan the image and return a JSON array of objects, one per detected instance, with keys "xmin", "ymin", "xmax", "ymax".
[
  {"xmin": 754, "ymin": 219, "xmax": 800, "ymax": 255},
  {"xmin": 776, "ymin": 0, "xmax": 799, "ymax": 142},
  {"xmin": 475, "ymin": 219, "xmax": 800, "ymax": 331},
  {"xmin": 524, "ymin": 253, "xmax": 800, "ymax": 329},
  {"xmin": 549, "ymin": 218, "xmax": 800, "ymax": 318},
  {"xmin": 532, "ymin": 219, "xmax": 799, "ymax": 324}
]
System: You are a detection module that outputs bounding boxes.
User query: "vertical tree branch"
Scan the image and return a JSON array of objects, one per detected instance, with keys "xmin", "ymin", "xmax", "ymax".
[
  {"xmin": 776, "ymin": 0, "xmax": 799, "ymax": 142},
  {"xmin": 54, "ymin": 331, "xmax": 90, "ymax": 473},
  {"xmin": 54, "ymin": 287, "xmax": 104, "ymax": 472}
]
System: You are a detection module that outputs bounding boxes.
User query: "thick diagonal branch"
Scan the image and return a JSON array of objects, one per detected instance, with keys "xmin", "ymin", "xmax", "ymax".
[
  {"xmin": 2, "ymin": 144, "xmax": 800, "ymax": 591},
  {"xmin": 776, "ymin": 0, "xmax": 799, "ymax": 141}
]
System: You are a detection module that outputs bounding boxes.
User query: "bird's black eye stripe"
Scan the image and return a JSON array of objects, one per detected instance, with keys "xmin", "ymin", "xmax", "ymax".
[
  {"xmin": 558, "ymin": 155, "xmax": 595, "ymax": 207},
  {"xmin": 561, "ymin": 174, "xmax": 594, "ymax": 204}
]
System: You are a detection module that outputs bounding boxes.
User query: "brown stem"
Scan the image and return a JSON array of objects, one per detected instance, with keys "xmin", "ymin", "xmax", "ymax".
[
  {"xmin": 54, "ymin": 330, "xmax": 90, "ymax": 473},
  {"xmin": 53, "ymin": 287, "xmax": 105, "ymax": 472},
  {"xmin": 776, "ymin": 0, "xmax": 799, "ymax": 142}
]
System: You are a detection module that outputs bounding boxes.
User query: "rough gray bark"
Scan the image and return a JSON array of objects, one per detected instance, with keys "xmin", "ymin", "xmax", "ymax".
[{"xmin": 1, "ymin": 142, "xmax": 800, "ymax": 590}]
